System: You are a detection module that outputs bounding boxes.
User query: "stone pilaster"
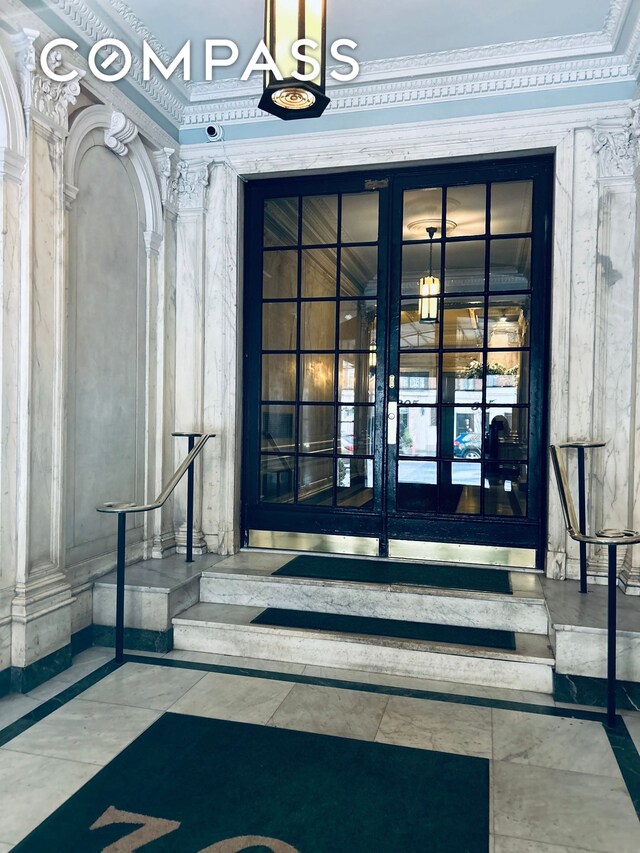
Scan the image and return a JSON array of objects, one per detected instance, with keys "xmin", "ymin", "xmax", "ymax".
[
  {"xmin": 9, "ymin": 30, "xmax": 81, "ymax": 680},
  {"xmin": 173, "ymin": 158, "xmax": 211, "ymax": 556},
  {"xmin": 590, "ymin": 107, "xmax": 640, "ymax": 592}
]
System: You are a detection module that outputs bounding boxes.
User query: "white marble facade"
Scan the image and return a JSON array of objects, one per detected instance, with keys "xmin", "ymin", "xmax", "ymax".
[{"xmin": 0, "ymin": 12, "xmax": 640, "ymax": 682}]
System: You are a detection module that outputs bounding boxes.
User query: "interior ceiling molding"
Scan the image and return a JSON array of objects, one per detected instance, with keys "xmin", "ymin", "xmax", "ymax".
[
  {"xmin": 182, "ymin": 56, "xmax": 635, "ymax": 128},
  {"xmin": 13, "ymin": 0, "xmax": 640, "ymax": 135},
  {"xmin": 38, "ymin": 0, "xmax": 184, "ymax": 123}
]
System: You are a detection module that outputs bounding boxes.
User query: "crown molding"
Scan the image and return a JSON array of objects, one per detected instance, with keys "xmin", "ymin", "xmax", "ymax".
[{"xmin": 182, "ymin": 55, "xmax": 635, "ymax": 128}]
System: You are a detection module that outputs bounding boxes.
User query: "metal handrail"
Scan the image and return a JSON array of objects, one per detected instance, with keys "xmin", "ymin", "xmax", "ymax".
[
  {"xmin": 97, "ymin": 433, "xmax": 214, "ymax": 515},
  {"xmin": 550, "ymin": 444, "xmax": 640, "ymax": 727},
  {"xmin": 96, "ymin": 432, "xmax": 215, "ymax": 664}
]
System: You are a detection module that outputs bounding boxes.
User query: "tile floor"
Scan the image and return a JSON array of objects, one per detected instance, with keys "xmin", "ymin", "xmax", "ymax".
[{"xmin": 0, "ymin": 648, "xmax": 638, "ymax": 851}]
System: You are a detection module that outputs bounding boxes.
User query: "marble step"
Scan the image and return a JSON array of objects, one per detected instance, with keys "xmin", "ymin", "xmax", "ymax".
[
  {"xmin": 199, "ymin": 566, "xmax": 549, "ymax": 635},
  {"xmin": 172, "ymin": 603, "xmax": 555, "ymax": 693}
]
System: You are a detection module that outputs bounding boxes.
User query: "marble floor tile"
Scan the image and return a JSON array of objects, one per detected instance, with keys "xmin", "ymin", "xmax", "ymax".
[
  {"xmin": 494, "ymin": 837, "xmax": 597, "ymax": 852},
  {"xmin": 0, "ymin": 694, "xmax": 42, "ymax": 732},
  {"xmin": 493, "ymin": 710, "xmax": 621, "ymax": 777},
  {"xmin": 25, "ymin": 648, "xmax": 114, "ymax": 703},
  {"xmin": 269, "ymin": 683, "xmax": 389, "ymax": 741},
  {"xmin": 78, "ymin": 662, "xmax": 206, "ymax": 710},
  {"xmin": 493, "ymin": 760, "xmax": 640, "ymax": 852},
  {"xmin": 0, "ymin": 748, "xmax": 100, "ymax": 844},
  {"xmin": 169, "ymin": 671, "xmax": 295, "ymax": 725},
  {"xmin": 376, "ymin": 695, "xmax": 492, "ymax": 758},
  {"xmin": 301, "ymin": 663, "xmax": 555, "ymax": 706},
  {"xmin": 0, "ymin": 842, "xmax": 14, "ymax": 851},
  {"xmin": 165, "ymin": 648, "xmax": 306, "ymax": 674},
  {"xmin": 5, "ymin": 698, "xmax": 160, "ymax": 766},
  {"xmin": 622, "ymin": 713, "xmax": 640, "ymax": 752}
]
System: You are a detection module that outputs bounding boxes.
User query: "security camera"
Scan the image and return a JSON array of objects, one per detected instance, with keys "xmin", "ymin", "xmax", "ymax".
[{"xmin": 205, "ymin": 124, "xmax": 223, "ymax": 142}]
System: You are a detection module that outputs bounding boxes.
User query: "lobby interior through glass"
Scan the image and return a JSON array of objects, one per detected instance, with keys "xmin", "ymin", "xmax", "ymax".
[{"xmin": 243, "ymin": 158, "xmax": 552, "ymax": 556}]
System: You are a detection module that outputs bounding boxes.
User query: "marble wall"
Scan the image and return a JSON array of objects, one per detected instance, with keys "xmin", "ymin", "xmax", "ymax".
[{"xmin": 1, "ymin": 25, "xmax": 640, "ymax": 684}]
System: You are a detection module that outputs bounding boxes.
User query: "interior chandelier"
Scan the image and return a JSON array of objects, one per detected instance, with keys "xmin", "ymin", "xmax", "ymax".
[
  {"xmin": 419, "ymin": 227, "xmax": 441, "ymax": 323},
  {"xmin": 259, "ymin": 0, "xmax": 330, "ymax": 120}
]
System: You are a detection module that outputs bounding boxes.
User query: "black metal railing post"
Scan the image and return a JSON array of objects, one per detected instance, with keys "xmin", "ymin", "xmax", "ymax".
[
  {"xmin": 115, "ymin": 511, "xmax": 127, "ymax": 664},
  {"xmin": 173, "ymin": 432, "xmax": 202, "ymax": 564},
  {"xmin": 98, "ymin": 432, "xmax": 215, "ymax": 665},
  {"xmin": 607, "ymin": 542, "xmax": 618, "ymax": 728},
  {"xmin": 559, "ymin": 441, "xmax": 605, "ymax": 594}
]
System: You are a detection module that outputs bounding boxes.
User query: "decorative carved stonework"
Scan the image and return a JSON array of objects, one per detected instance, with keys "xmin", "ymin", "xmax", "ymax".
[
  {"xmin": 11, "ymin": 29, "xmax": 82, "ymax": 132},
  {"xmin": 152, "ymin": 147, "xmax": 179, "ymax": 210},
  {"xmin": 174, "ymin": 159, "xmax": 210, "ymax": 211},
  {"xmin": 104, "ymin": 112, "xmax": 138, "ymax": 157},
  {"xmin": 593, "ymin": 104, "xmax": 640, "ymax": 179}
]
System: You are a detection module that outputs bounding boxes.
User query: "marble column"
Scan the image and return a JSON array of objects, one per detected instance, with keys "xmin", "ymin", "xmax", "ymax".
[
  {"xmin": 0, "ymin": 142, "xmax": 25, "ymax": 679},
  {"xmin": 9, "ymin": 30, "xmax": 80, "ymax": 680},
  {"xmin": 173, "ymin": 158, "xmax": 211, "ymax": 556},
  {"xmin": 150, "ymin": 148, "xmax": 179, "ymax": 558},
  {"xmin": 202, "ymin": 162, "xmax": 242, "ymax": 555},
  {"xmin": 590, "ymin": 110, "xmax": 639, "ymax": 592}
]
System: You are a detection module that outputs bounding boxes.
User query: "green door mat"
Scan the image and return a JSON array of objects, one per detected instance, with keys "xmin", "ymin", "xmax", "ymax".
[
  {"xmin": 252, "ymin": 608, "xmax": 516, "ymax": 650},
  {"xmin": 14, "ymin": 713, "xmax": 490, "ymax": 852},
  {"xmin": 274, "ymin": 555, "xmax": 513, "ymax": 594}
]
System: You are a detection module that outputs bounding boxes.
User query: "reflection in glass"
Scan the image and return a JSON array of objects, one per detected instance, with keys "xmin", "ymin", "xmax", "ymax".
[
  {"xmin": 399, "ymin": 407, "xmax": 437, "ymax": 457},
  {"xmin": 485, "ymin": 352, "xmax": 529, "ymax": 405},
  {"xmin": 491, "ymin": 181, "xmax": 533, "ymax": 235},
  {"xmin": 302, "ymin": 195, "xmax": 338, "ymax": 245},
  {"xmin": 263, "ymin": 250, "xmax": 298, "ymax": 299},
  {"xmin": 447, "ymin": 409, "xmax": 483, "ymax": 460},
  {"xmin": 299, "ymin": 405, "xmax": 334, "ymax": 454},
  {"xmin": 263, "ymin": 302, "xmax": 297, "ymax": 351},
  {"xmin": 339, "ymin": 405, "xmax": 373, "ymax": 455},
  {"xmin": 403, "ymin": 188, "xmax": 443, "ymax": 241},
  {"xmin": 485, "ymin": 462, "xmax": 528, "ymax": 517},
  {"xmin": 301, "ymin": 248, "xmax": 337, "ymax": 297},
  {"xmin": 339, "ymin": 301, "xmax": 376, "ymax": 350},
  {"xmin": 339, "ymin": 354, "xmax": 375, "ymax": 403},
  {"xmin": 264, "ymin": 197, "xmax": 298, "ymax": 247},
  {"xmin": 442, "ymin": 352, "xmax": 483, "ymax": 404},
  {"xmin": 337, "ymin": 458, "xmax": 374, "ymax": 508},
  {"xmin": 341, "ymin": 246, "xmax": 378, "ymax": 297},
  {"xmin": 397, "ymin": 461, "xmax": 437, "ymax": 512},
  {"xmin": 485, "ymin": 408, "xmax": 529, "ymax": 460},
  {"xmin": 401, "ymin": 243, "xmax": 442, "ymax": 296},
  {"xmin": 400, "ymin": 301, "xmax": 438, "ymax": 349},
  {"xmin": 301, "ymin": 302, "xmax": 335, "ymax": 350},
  {"xmin": 298, "ymin": 457, "xmax": 333, "ymax": 505},
  {"xmin": 490, "ymin": 238, "xmax": 531, "ymax": 291},
  {"xmin": 262, "ymin": 354, "xmax": 296, "ymax": 401},
  {"xmin": 442, "ymin": 299, "xmax": 485, "ymax": 349},
  {"xmin": 342, "ymin": 193, "xmax": 379, "ymax": 243},
  {"xmin": 260, "ymin": 456, "xmax": 294, "ymax": 504},
  {"xmin": 440, "ymin": 462, "xmax": 481, "ymax": 514},
  {"xmin": 399, "ymin": 353, "xmax": 438, "ymax": 403},
  {"xmin": 300, "ymin": 354, "xmax": 334, "ymax": 402},
  {"xmin": 261, "ymin": 405, "xmax": 295, "ymax": 453},
  {"xmin": 487, "ymin": 296, "xmax": 530, "ymax": 348},
  {"xmin": 444, "ymin": 241, "xmax": 486, "ymax": 293},
  {"xmin": 447, "ymin": 185, "xmax": 486, "ymax": 237}
]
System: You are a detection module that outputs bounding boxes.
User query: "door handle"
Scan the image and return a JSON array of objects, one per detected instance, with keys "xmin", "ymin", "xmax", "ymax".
[{"xmin": 388, "ymin": 402, "xmax": 398, "ymax": 445}]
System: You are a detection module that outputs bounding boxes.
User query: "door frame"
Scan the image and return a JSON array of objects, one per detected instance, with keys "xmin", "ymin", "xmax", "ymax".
[{"xmin": 241, "ymin": 154, "xmax": 554, "ymax": 568}]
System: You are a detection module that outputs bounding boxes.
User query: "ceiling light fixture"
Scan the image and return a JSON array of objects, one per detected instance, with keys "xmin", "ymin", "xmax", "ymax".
[
  {"xmin": 419, "ymin": 227, "xmax": 441, "ymax": 324},
  {"xmin": 259, "ymin": 0, "xmax": 330, "ymax": 120}
]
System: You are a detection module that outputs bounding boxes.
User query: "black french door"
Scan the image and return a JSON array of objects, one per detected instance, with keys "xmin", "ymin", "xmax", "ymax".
[{"xmin": 242, "ymin": 156, "xmax": 553, "ymax": 565}]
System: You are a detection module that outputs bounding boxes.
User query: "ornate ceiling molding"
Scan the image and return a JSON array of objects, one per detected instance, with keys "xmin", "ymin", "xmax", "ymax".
[{"xmin": 183, "ymin": 55, "xmax": 635, "ymax": 128}]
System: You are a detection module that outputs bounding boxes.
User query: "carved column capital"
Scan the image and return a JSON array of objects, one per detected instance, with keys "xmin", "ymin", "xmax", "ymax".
[
  {"xmin": 593, "ymin": 105, "xmax": 640, "ymax": 180},
  {"xmin": 152, "ymin": 147, "xmax": 179, "ymax": 212},
  {"xmin": 174, "ymin": 158, "xmax": 211, "ymax": 212},
  {"xmin": 104, "ymin": 112, "xmax": 138, "ymax": 157},
  {"xmin": 10, "ymin": 28, "xmax": 82, "ymax": 133}
]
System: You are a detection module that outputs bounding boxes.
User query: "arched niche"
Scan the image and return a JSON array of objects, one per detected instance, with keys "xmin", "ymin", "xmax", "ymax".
[
  {"xmin": 63, "ymin": 105, "xmax": 163, "ymax": 569},
  {"xmin": 0, "ymin": 38, "xmax": 26, "ymax": 161}
]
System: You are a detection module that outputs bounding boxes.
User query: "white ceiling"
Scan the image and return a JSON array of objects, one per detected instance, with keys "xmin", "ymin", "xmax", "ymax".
[{"xmin": 123, "ymin": 0, "xmax": 612, "ymax": 82}]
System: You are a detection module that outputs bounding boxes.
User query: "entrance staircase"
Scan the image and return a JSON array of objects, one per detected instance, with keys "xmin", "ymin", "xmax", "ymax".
[{"xmin": 172, "ymin": 552, "xmax": 554, "ymax": 694}]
